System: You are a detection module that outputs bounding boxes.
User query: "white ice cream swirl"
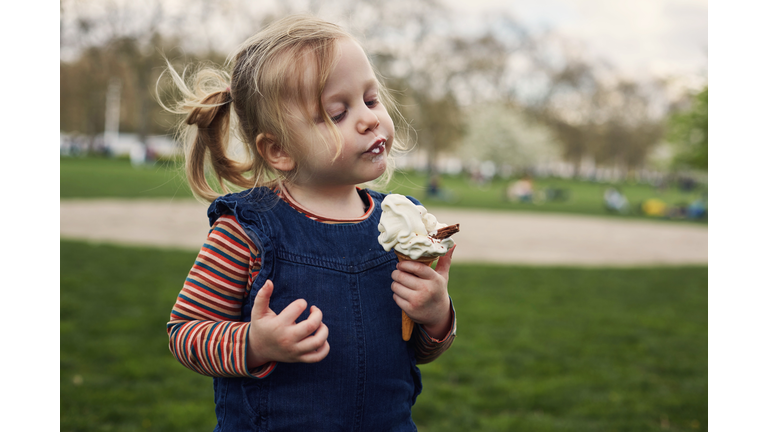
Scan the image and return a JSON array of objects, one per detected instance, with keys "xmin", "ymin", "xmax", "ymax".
[{"xmin": 377, "ymin": 194, "xmax": 455, "ymax": 259}]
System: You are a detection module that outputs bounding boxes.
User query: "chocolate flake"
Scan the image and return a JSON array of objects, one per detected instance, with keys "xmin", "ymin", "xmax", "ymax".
[{"xmin": 432, "ymin": 224, "xmax": 460, "ymax": 240}]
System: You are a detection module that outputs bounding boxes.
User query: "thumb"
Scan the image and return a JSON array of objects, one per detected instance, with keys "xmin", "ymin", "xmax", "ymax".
[
  {"xmin": 251, "ymin": 279, "xmax": 275, "ymax": 319},
  {"xmin": 435, "ymin": 245, "xmax": 456, "ymax": 277}
]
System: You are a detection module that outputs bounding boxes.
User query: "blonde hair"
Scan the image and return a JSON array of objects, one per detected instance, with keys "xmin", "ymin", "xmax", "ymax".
[{"xmin": 159, "ymin": 15, "xmax": 409, "ymax": 202}]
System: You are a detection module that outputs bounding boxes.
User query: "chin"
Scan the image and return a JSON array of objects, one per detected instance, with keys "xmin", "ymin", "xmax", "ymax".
[
  {"xmin": 371, "ymin": 159, "xmax": 387, "ymax": 177},
  {"xmin": 358, "ymin": 168, "xmax": 386, "ymax": 185}
]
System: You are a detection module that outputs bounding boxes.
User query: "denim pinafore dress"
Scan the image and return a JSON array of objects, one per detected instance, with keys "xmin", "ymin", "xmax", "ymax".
[{"xmin": 207, "ymin": 187, "xmax": 422, "ymax": 432}]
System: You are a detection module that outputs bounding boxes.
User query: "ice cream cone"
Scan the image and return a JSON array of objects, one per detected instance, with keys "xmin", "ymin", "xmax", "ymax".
[
  {"xmin": 395, "ymin": 251, "xmax": 437, "ymax": 266},
  {"xmin": 395, "ymin": 251, "xmax": 437, "ymax": 341},
  {"xmin": 401, "ymin": 310, "xmax": 414, "ymax": 341},
  {"xmin": 379, "ymin": 194, "xmax": 459, "ymax": 342}
]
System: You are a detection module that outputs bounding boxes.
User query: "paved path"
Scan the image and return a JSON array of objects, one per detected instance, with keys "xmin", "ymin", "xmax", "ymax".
[{"xmin": 60, "ymin": 199, "xmax": 707, "ymax": 266}]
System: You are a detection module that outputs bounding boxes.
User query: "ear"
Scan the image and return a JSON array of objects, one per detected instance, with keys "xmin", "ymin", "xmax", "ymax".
[{"xmin": 256, "ymin": 133, "xmax": 296, "ymax": 172}]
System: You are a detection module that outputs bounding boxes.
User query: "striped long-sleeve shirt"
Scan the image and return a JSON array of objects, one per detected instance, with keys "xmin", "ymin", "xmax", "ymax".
[{"xmin": 167, "ymin": 189, "xmax": 456, "ymax": 378}]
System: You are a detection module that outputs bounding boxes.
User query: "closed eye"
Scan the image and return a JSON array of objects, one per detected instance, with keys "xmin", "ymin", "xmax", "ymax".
[{"xmin": 330, "ymin": 111, "xmax": 346, "ymax": 123}]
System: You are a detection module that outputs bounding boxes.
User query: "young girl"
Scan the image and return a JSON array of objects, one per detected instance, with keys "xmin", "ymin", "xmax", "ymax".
[{"xmin": 164, "ymin": 15, "xmax": 457, "ymax": 431}]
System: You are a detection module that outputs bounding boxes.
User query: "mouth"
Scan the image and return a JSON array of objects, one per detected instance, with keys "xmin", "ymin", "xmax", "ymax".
[{"xmin": 365, "ymin": 137, "xmax": 388, "ymax": 155}]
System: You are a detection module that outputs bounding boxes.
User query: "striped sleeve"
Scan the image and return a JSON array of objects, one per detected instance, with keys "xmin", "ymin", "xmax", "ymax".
[
  {"xmin": 167, "ymin": 214, "xmax": 276, "ymax": 378},
  {"xmin": 413, "ymin": 299, "xmax": 457, "ymax": 364}
]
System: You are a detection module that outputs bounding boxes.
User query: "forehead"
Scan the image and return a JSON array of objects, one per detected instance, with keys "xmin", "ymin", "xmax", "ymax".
[
  {"xmin": 275, "ymin": 40, "xmax": 336, "ymax": 116},
  {"xmin": 322, "ymin": 38, "xmax": 376, "ymax": 99},
  {"xmin": 280, "ymin": 46, "xmax": 324, "ymax": 95},
  {"xmin": 280, "ymin": 37, "xmax": 376, "ymax": 119}
]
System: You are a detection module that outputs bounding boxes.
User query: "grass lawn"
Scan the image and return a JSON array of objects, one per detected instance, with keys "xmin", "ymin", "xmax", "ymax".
[
  {"xmin": 61, "ymin": 156, "xmax": 706, "ymax": 223},
  {"xmin": 60, "ymin": 240, "xmax": 707, "ymax": 431},
  {"xmin": 387, "ymin": 170, "xmax": 706, "ymax": 223},
  {"xmin": 60, "ymin": 157, "xmax": 195, "ymax": 199}
]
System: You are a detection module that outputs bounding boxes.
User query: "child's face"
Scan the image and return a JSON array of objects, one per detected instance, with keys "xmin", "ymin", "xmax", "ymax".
[{"xmin": 292, "ymin": 38, "xmax": 395, "ymax": 187}]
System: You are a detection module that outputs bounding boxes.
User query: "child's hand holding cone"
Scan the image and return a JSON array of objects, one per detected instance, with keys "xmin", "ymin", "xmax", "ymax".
[
  {"xmin": 377, "ymin": 194, "xmax": 459, "ymax": 341},
  {"xmin": 392, "ymin": 245, "xmax": 456, "ymax": 341}
]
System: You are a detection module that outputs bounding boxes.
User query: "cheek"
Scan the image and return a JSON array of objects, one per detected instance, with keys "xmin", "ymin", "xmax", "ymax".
[
  {"xmin": 309, "ymin": 143, "xmax": 339, "ymax": 162},
  {"xmin": 379, "ymin": 111, "xmax": 396, "ymax": 136},
  {"xmin": 303, "ymin": 127, "xmax": 341, "ymax": 157}
]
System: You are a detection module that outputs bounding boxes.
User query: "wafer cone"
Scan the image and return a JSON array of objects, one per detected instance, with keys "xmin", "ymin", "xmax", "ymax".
[
  {"xmin": 395, "ymin": 251, "xmax": 437, "ymax": 341},
  {"xmin": 395, "ymin": 251, "xmax": 438, "ymax": 266}
]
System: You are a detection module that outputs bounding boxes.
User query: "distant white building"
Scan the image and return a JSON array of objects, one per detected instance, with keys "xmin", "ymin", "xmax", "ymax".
[{"xmin": 60, "ymin": 132, "xmax": 182, "ymax": 161}]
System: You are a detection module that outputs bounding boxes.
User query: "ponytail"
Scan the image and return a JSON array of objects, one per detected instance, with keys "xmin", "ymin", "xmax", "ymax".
[
  {"xmin": 158, "ymin": 61, "xmax": 265, "ymax": 203},
  {"xmin": 184, "ymin": 88, "xmax": 253, "ymax": 202}
]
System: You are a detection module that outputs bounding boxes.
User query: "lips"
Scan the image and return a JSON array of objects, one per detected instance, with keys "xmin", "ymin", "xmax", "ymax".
[{"xmin": 366, "ymin": 137, "xmax": 387, "ymax": 155}]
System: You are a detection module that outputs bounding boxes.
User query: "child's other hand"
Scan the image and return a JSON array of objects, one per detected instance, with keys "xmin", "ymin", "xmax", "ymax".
[
  {"xmin": 391, "ymin": 246, "xmax": 455, "ymax": 339},
  {"xmin": 247, "ymin": 280, "xmax": 330, "ymax": 368}
]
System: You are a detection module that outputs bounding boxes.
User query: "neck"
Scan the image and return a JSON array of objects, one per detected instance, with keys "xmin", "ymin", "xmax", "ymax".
[{"xmin": 282, "ymin": 182, "xmax": 366, "ymax": 219}]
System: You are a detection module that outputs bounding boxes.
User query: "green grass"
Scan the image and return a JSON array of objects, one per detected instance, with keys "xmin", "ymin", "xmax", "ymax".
[
  {"xmin": 60, "ymin": 241, "xmax": 214, "ymax": 431},
  {"xmin": 60, "ymin": 157, "xmax": 195, "ymax": 199},
  {"xmin": 60, "ymin": 157, "xmax": 706, "ymax": 223},
  {"xmin": 387, "ymin": 170, "xmax": 706, "ymax": 223},
  {"xmin": 415, "ymin": 265, "xmax": 707, "ymax": 432},
  {"xmin": 60, "ymin": 240, "xmax": 707, "ymax": 431}
]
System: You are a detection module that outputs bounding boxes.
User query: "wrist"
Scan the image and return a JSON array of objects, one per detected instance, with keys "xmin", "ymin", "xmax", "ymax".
[
  {"xmin": 422, "ymin": 318, "xmax": 450, "ymax": 339},
  {"xmin": 246, "ymin": 325, "xmax": 270, "ymax": 368},
  {"xmin": 247, "ymin": 352, "xmax": 268, "ymax": 369},
  {"xmin": 421, "ymin": 300, "xmax": 452, "ymax": 340}
]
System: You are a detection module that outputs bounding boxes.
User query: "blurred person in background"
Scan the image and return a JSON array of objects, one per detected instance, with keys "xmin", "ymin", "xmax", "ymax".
[
  {"xmin": 508, "ymin": 174, "xmax": 534, "ymax": 203},
  {"xmin": 604, "ymin": 187, "xmax": 629, "ymax": 214}
]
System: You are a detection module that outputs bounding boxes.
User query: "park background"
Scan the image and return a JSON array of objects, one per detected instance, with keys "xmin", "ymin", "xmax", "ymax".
[{"xmin": 55, "ymin": 0, "xmax": 726, "ymax": 430}]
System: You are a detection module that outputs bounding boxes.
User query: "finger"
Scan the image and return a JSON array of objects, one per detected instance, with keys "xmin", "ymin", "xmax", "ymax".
[
  {"xmin": 251, "ymin": 280, "xmax": 274, "ymax": 319},
  {"xmin": 391, "ymin": 278, "xmax": 416, "ymax": 303},
  {"xmin": 391, "ymin": 268, "xmax": 424, "ymax": 291},
  {"xmin": 298, "ymin": 340, "xmax": 330, "ymax": 363},
  {"xmin": 435, "ymin": 245, "xmax": 456, "ymax": 278},
  {"xmin": 295, "ymin": 321, "xmax": 329, "ymax": 353},
  {"xmin": 293, "ymin": 305, "xmax": 324, "ymax": 339},
  {"xmin": 396, "ymin": 260, "xmax": 434, "ymax": 278},
  {"xmin": 392, "ymin": 291, "xmax": 411, "ymax": 312},
  {"xmin": 278, "ymin": 298, "xmax": 309, "ymax": 324}
]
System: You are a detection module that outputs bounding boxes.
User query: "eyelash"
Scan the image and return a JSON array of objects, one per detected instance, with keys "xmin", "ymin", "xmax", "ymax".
[{"xmin": 328, "ymin": 98, "xmax": 379, "ymax": 123}]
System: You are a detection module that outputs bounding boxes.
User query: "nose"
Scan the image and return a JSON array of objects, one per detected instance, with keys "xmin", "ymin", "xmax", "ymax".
[{"xmin": 357, "ymin": 106, "xmax": 380, "ymax": 134}]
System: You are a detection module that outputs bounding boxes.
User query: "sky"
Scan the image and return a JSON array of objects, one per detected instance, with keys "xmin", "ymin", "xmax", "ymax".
[
  {"xmin": 442, "ymin": 0, "xmax": 708, "ymax": 85},
  {"xmin": 59, "ymin": 0, "xmax": 708, "ymax": 89}
]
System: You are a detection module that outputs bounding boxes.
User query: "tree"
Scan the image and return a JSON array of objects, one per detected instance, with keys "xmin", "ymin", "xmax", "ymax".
[
  {"xmin": 666, "ymin": 86, "xmax": 707, "ymax": 171},
  {"xmin": 523, "ymin": 46, "xmax": 668, "ymax": 177},
  {"xmin": 59, "ymin": 35, "xmax": 193, "ymax": 139},
  {"xmin": 459, "ymin": 102, "xmax": 560, "ymax": 172},
  {"xmin": 60, "ymin": 0, "xmax": 243, "ymax": 143},
  {"xmin": 589, "ymin": 80, "xmax": 666, "ymax": 173}
]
